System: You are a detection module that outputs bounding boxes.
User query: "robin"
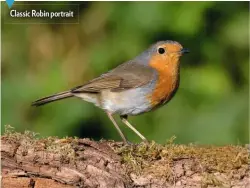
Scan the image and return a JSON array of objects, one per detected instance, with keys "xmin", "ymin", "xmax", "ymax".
[{"xmin": 32, "ymin": 40, "xmax": 189, "ymax": 143}]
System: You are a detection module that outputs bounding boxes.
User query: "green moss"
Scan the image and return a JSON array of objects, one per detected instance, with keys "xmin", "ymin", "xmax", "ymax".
[
  {"xmin": 3, "ymin": 126, "xmax": 249, "ymax": 186},
  {"xmin": 3, "ymin": 125, "xmax": 76, "ymax": 162},
  {"xmin": 4, "ymin": 125, "xmax": 39, "ymax": 144},
  {"xmin": 112, "ymin": 137, "xmax": 249, "ymax": 182},
  {"xmin": 201, "ymin": 173, "xmax": 224, "ymax": 188}
]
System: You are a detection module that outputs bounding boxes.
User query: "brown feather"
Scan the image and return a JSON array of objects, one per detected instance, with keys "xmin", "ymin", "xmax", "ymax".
[
  {"xmin": 71, "ymin": 63, "xmax": 155, "ymax": 93},
  {"xmin": 32, "ymin": 91, "xmax": 73, "ymax": 106}
]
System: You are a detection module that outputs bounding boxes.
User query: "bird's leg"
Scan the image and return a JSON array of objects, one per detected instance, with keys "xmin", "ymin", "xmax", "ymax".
[
  {"xmin": 106, "ymin": 112, "xmax": 128, "ymax": 143},
  {"xmin": 120, "ymin": 115, "xmax": 148, "ymax": 142}
]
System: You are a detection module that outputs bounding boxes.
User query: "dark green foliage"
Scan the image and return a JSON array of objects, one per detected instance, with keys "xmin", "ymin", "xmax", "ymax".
[{"xmin": 1, "ymin": 2, "xmax": 248, "ymax": 144}]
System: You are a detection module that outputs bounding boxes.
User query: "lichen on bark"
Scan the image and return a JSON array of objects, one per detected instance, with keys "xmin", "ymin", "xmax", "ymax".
[{"xmin": 1, "ymin": 125, "xmax": 249, "ymax": 188}]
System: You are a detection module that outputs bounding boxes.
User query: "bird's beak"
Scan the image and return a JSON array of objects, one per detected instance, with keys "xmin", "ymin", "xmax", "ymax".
[{"xmin": 180, "ymin": 48, "xmax": 190, "ymax": 54}]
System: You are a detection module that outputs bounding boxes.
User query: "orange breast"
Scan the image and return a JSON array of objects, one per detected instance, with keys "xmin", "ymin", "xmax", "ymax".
[{"xmin": 148, "ymin": 55, "xmax": 180, "ymax": 107}]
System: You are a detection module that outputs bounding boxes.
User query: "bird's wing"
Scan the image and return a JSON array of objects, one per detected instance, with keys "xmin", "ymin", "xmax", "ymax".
[{"xmin": 71, "ymin": 62, "xmax": 155, "ymax": 93}]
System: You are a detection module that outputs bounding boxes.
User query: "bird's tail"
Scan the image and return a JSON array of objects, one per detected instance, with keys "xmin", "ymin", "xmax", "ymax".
[{"xmin": 32, "ymin": 91, "xmax": 73, "ymax": 106}]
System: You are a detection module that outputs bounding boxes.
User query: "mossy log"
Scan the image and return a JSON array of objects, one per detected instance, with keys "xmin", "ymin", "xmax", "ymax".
[{"xmin": 1, "ymin": 130, "xmax": 249, "ymax": 188}]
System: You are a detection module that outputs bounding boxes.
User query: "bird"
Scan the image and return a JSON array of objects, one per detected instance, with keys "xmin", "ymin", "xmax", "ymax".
[{"xmin": 32, "ymin": 40, "xmax": 189, "ymax": 143}]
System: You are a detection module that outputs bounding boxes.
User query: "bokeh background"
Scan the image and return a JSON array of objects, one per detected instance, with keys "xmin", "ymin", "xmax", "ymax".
[{"xmin": 1, "ymin": 1, "xmax": 249, "ymax": 145}]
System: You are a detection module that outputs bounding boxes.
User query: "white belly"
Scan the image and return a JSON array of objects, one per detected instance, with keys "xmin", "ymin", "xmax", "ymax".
[
  {"xmin": 73, "ymin": 83, "xmax": 155, "ymax": 116},
  {"xmin": 100, "ymin": 87, "xmax": 153, "ymax": 115}
]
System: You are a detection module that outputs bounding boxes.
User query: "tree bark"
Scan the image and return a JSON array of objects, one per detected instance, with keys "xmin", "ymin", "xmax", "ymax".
[{"xmin": 1, "ymin": 133, "xmax": 249, "ymax": 188}]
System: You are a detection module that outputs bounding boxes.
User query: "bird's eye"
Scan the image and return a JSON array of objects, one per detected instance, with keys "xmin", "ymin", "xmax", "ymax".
[{"xmin": 158, "ymin": 48, "xmax": 165, "ymax": 54}]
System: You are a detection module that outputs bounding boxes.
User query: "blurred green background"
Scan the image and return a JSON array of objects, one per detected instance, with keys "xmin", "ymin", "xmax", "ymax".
[{"xmin": 1, "ymin": 1, "xmax": 249, "ymax": 144}]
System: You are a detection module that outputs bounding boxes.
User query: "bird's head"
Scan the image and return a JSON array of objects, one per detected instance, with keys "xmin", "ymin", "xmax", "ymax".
[
  {"xmin": 141, "ymin": 40, "xmax": 189, "ymax": 72},
  {"xmin": 153, "ymin": 40, "xmax": 189, "ymax": 56}
]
